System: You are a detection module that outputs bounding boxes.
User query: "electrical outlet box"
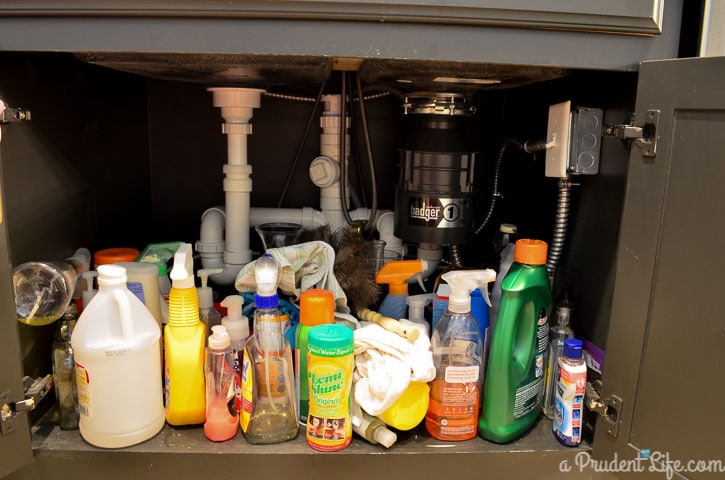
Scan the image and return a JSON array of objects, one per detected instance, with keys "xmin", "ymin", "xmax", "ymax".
[
  {"xmin": 545, "ymin": 101, "xmax": 571, "ymax": 178},
  {"xmin": 569, "ymin": 106, "xmax": 603, "ymax": 175}
]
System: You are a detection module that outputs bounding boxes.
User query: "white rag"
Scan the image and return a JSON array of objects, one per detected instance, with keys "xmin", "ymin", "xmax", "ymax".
[
  {"xmin": 353, "ymin": 319, "xmax": 436, "ymax": 416},
  {"xmin": 235, "ymin": 241, "xmax": 349, "ymax": 313}
]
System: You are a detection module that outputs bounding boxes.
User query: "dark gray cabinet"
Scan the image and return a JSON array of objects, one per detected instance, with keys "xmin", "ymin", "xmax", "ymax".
[
  {"xmin": 0, "ymin": 1, "xmax": 681, "ymax": 70},
  {"xmin": 593, "ymin": 56, "xmax": 725, "ymax": 479},
  {"xmin": 3, "ymin": 2, "xmax": 722, "ymax": 479}
]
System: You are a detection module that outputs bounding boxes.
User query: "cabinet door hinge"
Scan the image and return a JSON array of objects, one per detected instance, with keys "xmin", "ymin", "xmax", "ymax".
[
  {"xmin": 604, "ymin": 109, "xmax": 660, "ymax": 159},
  {"xmin": 585, "ymin": 380, "xmax": 623, "ymax": 438},
  {"xmin": 0, "ymin": 392, "xmax": 34, "ymax": 436},
  {"xmin": 0, "ymin": 100, "xmax": 31, "ymax": 124},
  {"xmin": 0, "ymin": 375, "xmax": 52, "ymax": 436}
]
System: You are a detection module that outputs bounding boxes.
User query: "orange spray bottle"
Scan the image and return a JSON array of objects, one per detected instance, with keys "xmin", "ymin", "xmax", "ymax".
[{"xmin": 374, "ymin": 259, "xmax": 427, "ymax": 320}]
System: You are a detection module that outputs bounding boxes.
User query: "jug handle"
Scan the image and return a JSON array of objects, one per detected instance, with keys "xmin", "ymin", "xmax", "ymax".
[{"xmin": 113, "ymin": 288, "xmax": 135, "ymax": 340}]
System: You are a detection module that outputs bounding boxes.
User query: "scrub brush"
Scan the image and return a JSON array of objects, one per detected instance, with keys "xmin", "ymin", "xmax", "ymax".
[{"xmin": 297, "ymin": 225, "xmax": 380, "ymax": 314}]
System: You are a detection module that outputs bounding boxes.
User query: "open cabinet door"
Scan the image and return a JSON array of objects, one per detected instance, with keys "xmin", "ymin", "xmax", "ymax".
[
  {"xmin": 593, "ymin": 56, "xmax": 725, "ymax": 479},
  {"xmin": 0, "ymin": 120, "xmax": 34, "ymax": 477}
]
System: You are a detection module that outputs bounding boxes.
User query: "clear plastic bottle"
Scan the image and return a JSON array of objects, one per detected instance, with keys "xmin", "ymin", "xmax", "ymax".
[
  {"xmin": 493, "ymin": 223, "xmax": 518, "ymax": 268},
  {"xmin": 426, "ymin": 269, "xmax": 496, "ymax": 441},
  {"xmin": 52, "ymin": 304, "xmax": 79, "ymax": 430},
  {"xmin": 204, "ymin": 325, "xmax": 239, "ymax": 442},
  {"xmin": 221, "ymin": 295, "xmax": 249, "ymax": 414},
  {"xmin": 13, "ymin": 247, "xmax": 91, "ymax": 326},
  {"xmin": 543, "ymin": 302, "xmax": 574, "ymax": 419},
  {"xmin": 198, "ymin": 269, "xmax": 223, "ymax": 338},
  {"xmin": 489, "ymin": 224, "xmax": 518, "ymax": 331},
  {"xmin": 240, "ymin": 254, "xmax": 298, "ymax": 444}
]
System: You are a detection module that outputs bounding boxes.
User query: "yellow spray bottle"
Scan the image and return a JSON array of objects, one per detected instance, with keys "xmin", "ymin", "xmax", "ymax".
[
  {"xmin": 164, "ymin": 243, "xmax": 207, "ymax": 425},
  {"xmin": 374, "ymin": 259, "xmax": 427, "ymax": 320}
]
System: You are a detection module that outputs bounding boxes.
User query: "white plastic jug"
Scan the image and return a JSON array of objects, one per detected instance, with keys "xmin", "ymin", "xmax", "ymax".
[{"xmin": 71, "ymin": 264, "xmax": 165, "ymax": 448}]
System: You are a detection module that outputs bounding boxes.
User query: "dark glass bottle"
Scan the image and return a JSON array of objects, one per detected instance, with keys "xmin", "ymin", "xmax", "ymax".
[{"xmin": 52, "ymin": 304, "xmax": 79, "ymax": 430}]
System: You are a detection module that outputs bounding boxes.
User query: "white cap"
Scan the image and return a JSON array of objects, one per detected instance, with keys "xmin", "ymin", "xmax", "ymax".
[
  {"xmin": 97, "ymin": 264, "xmax": 127, "ymax": 287},
  {"xmin": 254, "ymin": 254, "xmax": 279, "ymax": 297},
  {"xmin": 372, "ymin": 425, "xmax": 397, "ymax": 448},
  {"xmin": 208, "ymin": 325, "xmax": 231, "ymax": 350},
  {"xmin": 197, "ymin": 268, "xmax": 223, "ymax": 309},
  {"xmin": 441, "ymin": 269, "xmax": 496, "ymax": 314},
  {"xmin": 170, "ymin": 243, "xmax": 194, "ymax": 289},
  {"xmin": 500, "ymin": 223, "xmax": 518, "ymax": 234},
  {"xmin": 221, "ymin": 295, "xmax": 249, "ymax": 349}
]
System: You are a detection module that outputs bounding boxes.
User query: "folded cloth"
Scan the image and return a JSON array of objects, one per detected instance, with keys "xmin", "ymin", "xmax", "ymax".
[
  {"xmin": 353, "ymin": 319, "xmax": 435, "ymax": 416},
  {"xmin": 235, "ymin": 241, "xmax": 349, "ymax": 313}
]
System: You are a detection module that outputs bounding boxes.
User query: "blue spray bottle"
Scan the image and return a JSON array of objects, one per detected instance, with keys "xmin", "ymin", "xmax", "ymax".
[{"xmin": 375, "ymin": 259, "xmax": 427, "ymax": 320}]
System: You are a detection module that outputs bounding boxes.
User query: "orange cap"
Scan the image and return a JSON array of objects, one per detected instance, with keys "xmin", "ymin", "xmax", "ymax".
[
  {"xmin": 94, "ymin": 247, "xmax": 141, "ymax": 266},
  {"xmin": 513, "ymin": 239, "xmax": 548, "ymax": 265},
  {"xmin": 300, "ymin": 289, "xmax": 335, "ymax": 327}
]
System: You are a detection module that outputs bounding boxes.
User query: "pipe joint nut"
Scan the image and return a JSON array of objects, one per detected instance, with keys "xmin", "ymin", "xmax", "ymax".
[
  {"xmin": 222, "ymin": 122, "xmax": 253, "ymax": 135},
  {"xmin": 223, "ymin": 177, "xmax": 253, "ymax": 193},
  {"xmin": 224, "ymin": 164, "xmax": 252, "ymax": 176}
]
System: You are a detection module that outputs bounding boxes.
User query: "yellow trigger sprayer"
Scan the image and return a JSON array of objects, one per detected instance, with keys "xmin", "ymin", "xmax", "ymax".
[{"xmin": 373, "ymin": 259, "xmax": 428, "ymax": 320}]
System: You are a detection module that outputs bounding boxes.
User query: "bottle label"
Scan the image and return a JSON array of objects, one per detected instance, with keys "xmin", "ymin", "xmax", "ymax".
[
  {"xmin": 239, "ymin": 348, "xmax": 254, "ymax": 432},
  {"xmin": 444, "ymin": 365, "xmax": 479, "ymax": 383},
  {"xmin": 553, "ymin": 362, "xmax": 587, "ymax": 444},
  {"xmin": 306, "ymin": 350, "xmax": 353, "ymax": 451},
  {"xmin": 163, "ymin": 357, "xmax": 170, "ymax": 411},
  {"xmin": 255, "ymin": 351, "xmax": 289, "ymax": 398},
  {"xmin": 126, "ymin": 281, "xmax": 146, "ymax": 304},
  {"xmin": 513, "ymin": 308, "xmax": 549, "ymax": 419},
  {"xmin": 74, "ymin": 361, "xmax": 92, "ymax": 419},
  {"xmin": 232, "ymin": 349, "xmax": 242, "ymax": 414},
  {"xmin": 426, "ymin": 378, "xmax": 480, "ymax": 440}
]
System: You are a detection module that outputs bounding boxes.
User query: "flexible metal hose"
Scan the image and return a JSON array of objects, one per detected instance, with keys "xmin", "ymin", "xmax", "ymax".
[
  {"xmin": 546, "ymin": 178, "xmax": 572, "ymax": 276},
  {"xmin": 474, "ymin": 138, "xmax": 550, "ymax": 236},
  {"xmin": 264, "ymin": 91, "xmax": 392, "ymax": 103},
  {"xmin": 474, "ymin": 139, "xmax": 525, "ymax": 236},
  {"xmin": 449, "ymin": 244, "xmax": 464, "ymax": 268}
]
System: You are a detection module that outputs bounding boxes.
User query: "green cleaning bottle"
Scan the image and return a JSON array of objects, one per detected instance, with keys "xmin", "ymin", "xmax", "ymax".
[{"xmin": 479, "ymin": 239, "xmax": 552, "ymax": 443}]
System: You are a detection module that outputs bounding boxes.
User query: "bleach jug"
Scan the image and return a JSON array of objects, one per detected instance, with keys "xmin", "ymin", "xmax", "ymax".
[
  {"xmin": 479, "ymin": 239, "xmax": 552, "ymax": 443},
  {"xmin": 70, "ymin": 264, "xmax": 165, "ymax": 448}
]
